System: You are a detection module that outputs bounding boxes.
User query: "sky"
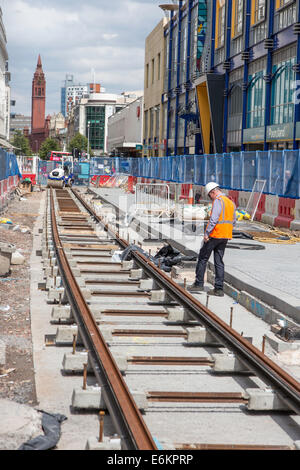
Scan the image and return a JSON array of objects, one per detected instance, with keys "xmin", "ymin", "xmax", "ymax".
[{"xmin": 2, "ymin": 0, "xmax": 166, "ymax": 116}]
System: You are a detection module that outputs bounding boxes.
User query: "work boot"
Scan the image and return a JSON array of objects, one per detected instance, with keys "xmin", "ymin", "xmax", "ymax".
[
  {"xmin": 188, "ymin": 283, "xmax": 205, "ymax": 293},
  {"xmin": 207, "ymin": 288, "xmax": 224, "ymax": 297}
]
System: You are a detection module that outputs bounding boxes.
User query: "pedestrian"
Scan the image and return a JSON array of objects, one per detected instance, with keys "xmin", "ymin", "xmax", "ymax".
[{"xmin": 188, "ymin": 182, "xmax": 236, "ymax": 297}]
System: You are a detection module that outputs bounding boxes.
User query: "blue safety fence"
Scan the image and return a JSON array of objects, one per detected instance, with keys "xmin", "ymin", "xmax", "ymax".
[
  {"xmin": 104, "ymin": 150, "xmax": 300, "ymax": 198},
  {"xmin": 0, "ymin": 150, "xmax": 21, "ymax": 181},
  {"xmin": 35, "ymin": 150, "xmax": 300, "ymax": 198}
]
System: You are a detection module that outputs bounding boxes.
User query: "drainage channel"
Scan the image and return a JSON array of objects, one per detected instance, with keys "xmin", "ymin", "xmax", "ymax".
[{"xmin": 39, "ymin": 187, "xmax": 300, "ymax": 451}]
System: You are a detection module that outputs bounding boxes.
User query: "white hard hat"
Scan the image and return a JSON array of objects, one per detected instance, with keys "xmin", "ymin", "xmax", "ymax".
[{"xmin": 205, "ymin": 182, "xmax": 220, "ymax": 196}]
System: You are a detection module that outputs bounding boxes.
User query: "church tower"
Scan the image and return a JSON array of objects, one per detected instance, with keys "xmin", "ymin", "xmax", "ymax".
[
  {"xmin": 31, "ymin": 55, "xmax": 46, "ymax": 131},
  {"xmin": 29, "ymin": 55, "xmax": 49, "ymax": 153}
]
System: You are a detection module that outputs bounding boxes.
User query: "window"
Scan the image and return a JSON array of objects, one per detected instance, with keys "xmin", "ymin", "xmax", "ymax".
[
  {"xmin": 247, "ymin": 70, "xmax": 266, "ymax": 128},
  {"xmin": 152, "ymin": 58, "xmax": 155, "ymax": 85},
  {"xmin": 274, "ymin": 1, "xmax": 296, "ymax": 31},
  {"xmin": 232, "ymin": 0, "xmax": 244, "ymax": 37},
  {"xmin": 216, "ymin": 0, "xmax": 225, "ymax": 49},
  {"xmin": 276, "ymin": 0, "xmax": 294, "ymax": 9},
  {"xmin": 251, "ymin": 0, "xmax": 266, "ymax": 24},
  {"xmin": 146, "ymin": 63, "xmax": 149, "ymax": 88},
  {"xmin": 157, "ymin": 53, "xmax": 161, "ymax": 81},
  {"xmin": 271, "ymin": 57, "xmax": 295, "ymax": 125},
  {"xmin": 144, "ymin": 110, "xmax": 148, "ymax": 140},
  {"xmin": 86, "ymin": 106, "xmax": 105, "ymax": 150}
]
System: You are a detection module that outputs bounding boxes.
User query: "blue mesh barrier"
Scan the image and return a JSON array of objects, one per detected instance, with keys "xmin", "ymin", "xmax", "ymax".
[
  {"xmin": 269, "ymin": 151, "xmax": 284, "ymax": 195},
  {"xmin": 231, "ymin": 153, "xmax": 242, "ymax": 191},
  {"xmin": 206, "ymin": 154, "xmax": 217, "ymax": 184},
  {"xmin": 184, "ymin": 155, "xmax": 195, "ymax": 183},
  {"xmin": 194, "ymin": 155, "xmax": 206, "ymax": 186},
  {"xmin": 32, "ymin": 151, "xmax": 300, "ymax": 198},
  {"xmin": 215, "ymin": 155, "xmax": 224, "ymax": 187},
  {"xmin": 282, "ymin": 150, "xmax": 298, "ymax": 198},
  {"xmin": 241, "ymin": 152, "xmax": 257, "ymax": 191},
  {"xmin": 222, "ymin": 154, "xmax": 232, "ymax": 189},
  {"xmin": 256, "ymin": 151, "xmax": 270, "ymax": 193},
  {"xmin": 0, "ymin": 150, "xmax": 21, "ymax": 181}
]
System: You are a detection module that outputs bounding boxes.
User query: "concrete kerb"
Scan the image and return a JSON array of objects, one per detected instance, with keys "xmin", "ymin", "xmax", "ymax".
[{"xmin": 207, "ymin": 263, "xmax": 300, "ymax": 328}]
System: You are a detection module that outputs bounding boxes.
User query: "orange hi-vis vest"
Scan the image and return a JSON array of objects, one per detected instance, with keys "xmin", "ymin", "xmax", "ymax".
[{"xmin": 208, "ymin": 195, "xmax": 235, "ymax": 240}]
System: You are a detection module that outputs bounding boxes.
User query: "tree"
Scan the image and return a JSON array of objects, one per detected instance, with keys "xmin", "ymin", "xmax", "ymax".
[
  {"xmin": 11, "ymin": 130, "xmax": 32, "ymax": 156},
  {"xmin": 39, "ymin": 138, "xmax": 61, "ymax": 160},
  {"xmin": 68, "ymin": 133, "xmax": 88, "ymax": 155}
]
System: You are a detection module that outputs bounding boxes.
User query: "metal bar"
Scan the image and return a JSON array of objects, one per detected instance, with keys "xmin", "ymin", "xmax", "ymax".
[
  {"xmin": 176, "ymin": 443, "xmax": 294, "ymax": 451},
  {"xmin": 128, "ymin": 357, "xmax": 214, "ymax": 366},
  {"xmin": 147, "ymin": 392, "xmax": 248, "ymax": 403},
  {"xmin": 112, "ymin": 330, "xmax": 187, "ymax": 338}
]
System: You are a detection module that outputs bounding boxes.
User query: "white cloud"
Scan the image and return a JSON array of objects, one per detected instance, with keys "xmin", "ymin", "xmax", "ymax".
[{"xmin": 2, "ymin": 0, "xmax": 164, "ymax": 114}]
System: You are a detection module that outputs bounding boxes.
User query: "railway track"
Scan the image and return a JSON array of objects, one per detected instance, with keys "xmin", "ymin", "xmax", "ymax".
[{"xmin": 41, "ymin": 187, "xmax": 300, "ymax": 451}]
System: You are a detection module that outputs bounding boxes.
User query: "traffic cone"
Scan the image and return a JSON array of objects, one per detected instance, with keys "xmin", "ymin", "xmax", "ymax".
[{"xmin": 188, "ymin": 184, "xmax": 194, "ymax": 205}]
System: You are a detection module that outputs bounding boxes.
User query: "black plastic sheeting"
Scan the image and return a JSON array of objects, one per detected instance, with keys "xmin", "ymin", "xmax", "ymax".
[
  {"xmin": 120, "ymin": 244, "xmax": 197, "ymax": 273},
  {"xmin": 18, "ymin": 411, "xmax": 67, "ymax": 451}
]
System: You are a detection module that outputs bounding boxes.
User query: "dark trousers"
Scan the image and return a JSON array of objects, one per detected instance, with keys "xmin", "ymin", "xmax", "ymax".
[{"xmin": 195, "ymin": 238, "xmax": 228, "ymax": 290}]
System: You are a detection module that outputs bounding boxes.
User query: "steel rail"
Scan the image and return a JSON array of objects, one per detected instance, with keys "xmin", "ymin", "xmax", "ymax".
[
  {"xmin": 72, "ymin": 188, "xmax": 300, "ymax": 415},
  {"xmin": 49, "ymin": 189, "xmax": 157, "ymax": 450}
]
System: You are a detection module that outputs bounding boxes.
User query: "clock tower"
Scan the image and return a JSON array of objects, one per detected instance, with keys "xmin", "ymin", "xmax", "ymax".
[
  {"xmin": 29, "ymin": 55, "xmax": 49, "ymax": 152},
  {"xmin": 31, "ymin": 55, "xmax": 46, "ymax": 132}
]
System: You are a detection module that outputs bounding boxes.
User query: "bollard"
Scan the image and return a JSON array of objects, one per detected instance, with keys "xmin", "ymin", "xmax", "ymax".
[
  {"xmin": 230, "ymin": 307, "xmax": 234, "ymax": 329},
  {"xmin": 72, "ymin": 334, "xmax": 77, "ymax": 355},
  {"xmin": 262, "ymin": 335, "xmax": 266, "ymax": 355},
  {"xmin": 83, "ymin": 363, "xmax": 88, "ymax": 390},
  {"xmin": 99, "ymin": 411, "xmax": 105, "ymax": 443}
]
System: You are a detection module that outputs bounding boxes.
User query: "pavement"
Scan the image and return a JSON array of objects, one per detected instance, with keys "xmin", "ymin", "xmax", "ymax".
[{"xmin": 92, "ymin": 187, "xmax": 300, "ymax": 326}]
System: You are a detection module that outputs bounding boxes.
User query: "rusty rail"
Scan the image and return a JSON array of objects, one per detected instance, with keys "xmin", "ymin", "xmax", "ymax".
[
  {"xmin": 50, "ymin": 189, "xmax": 157, "ymax": 450},
  {"xmin": 72, "ymin": 187, "xmax": 300, "ymax": 415}
]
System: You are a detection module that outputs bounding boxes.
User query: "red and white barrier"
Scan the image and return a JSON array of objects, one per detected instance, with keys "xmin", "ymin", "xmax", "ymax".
[
  {"xmin": 0, "ymin": 176, "xmax": 20, "ymax": 212},
  {"xmin": 187, "ymin": 185, "xmax": 298, "ymax": 229}
]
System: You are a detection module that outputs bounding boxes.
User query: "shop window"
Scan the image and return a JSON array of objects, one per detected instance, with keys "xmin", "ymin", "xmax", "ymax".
[
  {"xmin": 215, "ymin": 0, "xmax": 225, "ymax": 49},
  {"xmin": 251, "ymin": 0, "xmax": 266, "ymax": 25},
  {"xmin": 271, "ymin": 58, "xmax": 295, "ymax": 125},
  {"xmin": 247, "ymin": 70, "xmax": 266, "ymax": 128},
  {"xmin": 232, "ymin": 0, "xmax": 244, "ymax": 38},
  {"xmin": 274, "ymin": 1, "xmax": 296, "ymax": 31}
]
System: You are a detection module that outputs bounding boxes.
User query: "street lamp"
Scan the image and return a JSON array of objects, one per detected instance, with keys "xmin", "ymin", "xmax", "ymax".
[{"xmin": 87, "ymin": 121, "xmax": 90, "ymax": 160}]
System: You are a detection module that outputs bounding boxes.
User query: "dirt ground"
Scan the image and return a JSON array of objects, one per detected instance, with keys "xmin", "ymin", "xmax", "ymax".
[{"xmin": 0, "ymin": 189, "xmax": 42, "ymax": 406}]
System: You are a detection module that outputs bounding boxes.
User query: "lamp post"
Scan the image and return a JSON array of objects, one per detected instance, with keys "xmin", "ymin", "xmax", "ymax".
[{"xmin": 87, "ymin": 121, "xmax": 90, "ymax": 160}]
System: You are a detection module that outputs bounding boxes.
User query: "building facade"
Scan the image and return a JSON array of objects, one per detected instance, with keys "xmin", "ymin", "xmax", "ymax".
[
  {"xmin": 196, "ymin": 0, "xmax": 300, "ymax": 153},
  {"xmin": 107, "ymin": 95, "xmax": 144, "ymax": 156},
  {"xmin": 68, "ymin": 91, "xmax": 140, "ymax": 156},
  {"xmin": 144, "ymin": 0, "xmax": 300, "ymax": 156},
  {"xmin": 61, "ymin": 74, "xmax": 101, "ymax": 117},
  {"xmin": 0, "ymin": 7, "xmax": 11, "ymax": 146},
  {"xmin": 10, "ymin": 114, "xmax": 31, "ymax": 136},
  {"xmin": 143, "ymin": 18, "xmax": 168, "ymax": 157},
  {"xmin": 144, "ymin": 1, "xmax": 208, "ymax": 156}
]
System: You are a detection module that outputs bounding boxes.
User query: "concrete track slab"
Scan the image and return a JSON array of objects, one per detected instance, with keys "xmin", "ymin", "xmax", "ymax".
[{"xmin": 93, "ymin": 187, "xmax": 300, "ymax": 324}]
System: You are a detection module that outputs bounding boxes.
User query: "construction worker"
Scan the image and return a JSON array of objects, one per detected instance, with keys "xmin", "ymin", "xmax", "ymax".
[{"xmin": 188, "ymin": 182, "xmax": 236, "ymax": 297}]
